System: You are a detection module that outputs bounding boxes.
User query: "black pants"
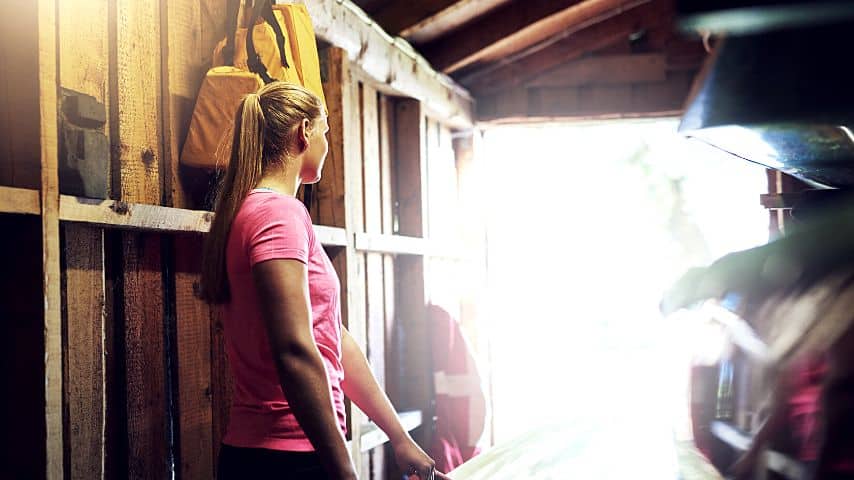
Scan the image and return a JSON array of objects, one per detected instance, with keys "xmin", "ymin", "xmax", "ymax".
[{"xmin": 217, "ymin": 444, "xmax": 329, "ymax": 479}]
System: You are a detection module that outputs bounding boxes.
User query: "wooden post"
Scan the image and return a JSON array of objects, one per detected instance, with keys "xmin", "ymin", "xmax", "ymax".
[
  {"xmin": 321, "ymin": 46, "xmax": 368, "ymax": 471},
  {"xmin": 115, "ymin": 1, "xmax": 170, "ymax": 477},
  {"xmin": 361, "ymin": 83, "xmax": 388, "ymax": 478},
  {"xmin": 57, "ymin": 1, "xmax": 111, "ymax": 476},
  {"xmin": 37, "ymin": 0, "xmax": 62, "ymax": 476},
  {"xmin": 392, "ymin": 99, "xmax": 432, "ymax": 453}
]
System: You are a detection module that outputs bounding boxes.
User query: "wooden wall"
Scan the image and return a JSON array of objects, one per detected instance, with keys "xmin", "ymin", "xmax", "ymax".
[{"xmin": 0, "ymin": 2, "xmax": 480, "ymax": 479}]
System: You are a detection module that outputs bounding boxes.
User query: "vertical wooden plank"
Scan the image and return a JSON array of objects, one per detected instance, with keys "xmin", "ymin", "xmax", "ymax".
[
  {"xmin": 115, "ymin": 1, "xmax": 168, "ymax": 477},
  {"xmin": 122, "ymin": 232, "xmax": 168, "ymax": 480},
  {"xmin": 57, "ymin": 3, "xmax": 110, "ymax": 477},
  {"xmin": 116, "ymin": 0, "xmax": 163, "ymax": 205},
  {"xmin": 37, "ymin": 0, "xmax": 63, "ymax": 476},
  {"xmin": 361, "ymin": 84, "xmax": 386, "ymax": 479},
  {"xmin": 63, "ymin": 225, "xmax": 107, "ymax": 479},
  {"xmin": 392, "ymin": 99, "xmax": 432, "ymax": 454},
  {"xmin": 161, "ymin": 0, "xmax": 204, "ymax": 209},
  {"xmin": 210, "ymin": 304, "xmax": 233, "ymax": 478},
  {"xmin": 174, "ymin": 234, "xmax": 214, "ymax": 480},
  {"xmin": 317, "ymin": 47, "xmax": 349, "ymax": 228}
]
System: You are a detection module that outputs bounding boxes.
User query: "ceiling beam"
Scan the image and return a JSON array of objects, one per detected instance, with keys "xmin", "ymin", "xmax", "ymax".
[
  {"xmin": 372, "ymin": 0, "xmax": 464, "ymax": 36},
  {"xmin": 400, "ymin": 0, "xmax": 514, "ymax": 44},
  {"xmin": 477, "ymin": 70, "xmax": 697, "ymax": 122},
  {"xmin": 527, "ymin": 53, "xmax": 667, "ymax": 88},
  {"xmin": 421, "ymin": 0, "xmax": 586, "ymax": 73},
  {"xmin": 422, "ymin": 0, "xmax": 655, "ymax": 74},
  {"xmin": 460, "ymin": 0, "xmax": 671, "ymax": 95}
]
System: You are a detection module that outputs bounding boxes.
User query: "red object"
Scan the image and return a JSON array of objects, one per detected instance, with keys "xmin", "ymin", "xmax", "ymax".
[
  {"xmin": 222, "ymin": 190, "xmax": 347, "ymax": 451},
  {"xmin": 428, "ymin": 304, "xmax": 487, "ymax": 472}
]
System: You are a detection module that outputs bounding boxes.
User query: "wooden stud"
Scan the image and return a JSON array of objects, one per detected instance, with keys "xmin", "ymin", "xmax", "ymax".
[
  {"xmin": 57, "ymin": 0, "xmax": 111, "ymax": 476},
  {"xmin": 174, "ymin": 234, "xmax": 213, "ymax": 480},
  {"xmin": 115, "ymin": 1, "xmax": 169, "ymax": 477},
  {"xmin": 0, "ymin": 186, "xmax": 41, "ymax": 215},
  {"xmin": 161, "ymin": 0, "xmax": 205, "ymax": 209},
  {"xmin": 392, "ymin": 99, "xmax": 432, "ymax": 454},
  {"xmin": 63, "ymin": 225, "xmax": 107, "ymax": 479},
  {"xmin": 361, "ymin": 83, "xmax": 386, "ymax": 479},
  {"xmin": 36, "ymin": 0, "xmax": 63, "ymax": 476}
]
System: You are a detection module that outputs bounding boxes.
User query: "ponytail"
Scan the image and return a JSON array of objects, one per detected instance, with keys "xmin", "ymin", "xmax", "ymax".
[{"xmin": 200, "ymin": 83, "xmax": 323, "ymax": 304}]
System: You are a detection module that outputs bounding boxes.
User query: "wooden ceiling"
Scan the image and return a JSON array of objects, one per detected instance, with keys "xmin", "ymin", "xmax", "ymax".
[{"xmin": 352, "ymin": 0, "xmax": 707, "ymax": 121}]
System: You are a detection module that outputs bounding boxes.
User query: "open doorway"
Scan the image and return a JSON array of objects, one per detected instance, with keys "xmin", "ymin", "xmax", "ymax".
[{"xmin": 477, "ymin": 119, "xmax": 768, "ymax": 455}]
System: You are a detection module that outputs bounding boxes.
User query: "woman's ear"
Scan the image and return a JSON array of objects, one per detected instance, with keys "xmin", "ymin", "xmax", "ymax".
[{"xmin": 298, "ymin": 118, "xmax": 311, "ymax": 152}]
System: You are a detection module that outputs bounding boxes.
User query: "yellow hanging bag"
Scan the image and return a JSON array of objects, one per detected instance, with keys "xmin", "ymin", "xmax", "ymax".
[{"xmin": 181, "ymin": 0, "xmax": 326, "ymax": 169}]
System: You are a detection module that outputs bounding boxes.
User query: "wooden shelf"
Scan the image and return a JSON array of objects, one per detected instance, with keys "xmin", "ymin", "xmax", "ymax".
[
  {"xmin": 355, "ymin": 232, "xmax": 462, "ymax": 259},
  {"xmin": 0, "ymin": 187, "xmax": 349, "ymax": 247}
]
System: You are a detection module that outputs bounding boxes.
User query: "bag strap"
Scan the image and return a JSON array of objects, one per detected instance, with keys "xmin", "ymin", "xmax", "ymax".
[
  {"xmin": 222, "ymin": 0, "xmax": 242, "ymax": 67},
  {"xmin": 246, "ymin": 0, "xmax": 288, "ymax": 84}
]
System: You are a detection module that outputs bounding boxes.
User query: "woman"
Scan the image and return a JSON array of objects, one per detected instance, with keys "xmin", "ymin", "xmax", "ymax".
[{"xmin": 201, "ymin": 81, "xmax": 449, "ymax": 480}]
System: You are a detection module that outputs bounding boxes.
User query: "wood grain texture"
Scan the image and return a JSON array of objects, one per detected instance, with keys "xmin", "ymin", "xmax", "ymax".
[
  {"xmin": 174, "ymin": 234, "xmax": 213, "ymax": 480},
  {"xmin": 361, "ymin": 84, "xmax": 386, "ymax": 479},
  {"xmin": 301, "ymin": 0, "xmax": 474, "ymax": 127},
  {"xmin": 210, "ymin": 304, "xmax": 232, "ymax": 478},
  {"xmin": 122, "ymin": 232, "xmax": 169, "ymax": 480},
  {"xmin": 37, "ymin": 0, "xmax": 63, "ymax": 476},
  {"xmin": 116, "ymin": 0, "xmax": 163, "ymax": 204},
  {"xmin": 391, "ymin": 99, "xmax": 432, "ymax": 455},
  {"xmin": 161, "ymin": 0, "xmax": 205, "ymax": 209},
  {"xmin": 0, "ymin": 186, "xmax": 41, "ymax": 215},
  {"xmin": 63, "ymin": 225, "xmax": 107, "ymax": 480},
  {"xmin": 317, "ymin": 47, "xmax": 348, "ymax": 228}
]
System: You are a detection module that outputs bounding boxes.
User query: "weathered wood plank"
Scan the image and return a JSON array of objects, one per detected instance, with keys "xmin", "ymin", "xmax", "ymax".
[
  {"xmin": 461, "ymin": 0, "xmax": 669, "ymax": 95},
  {"xmin": 57, "ymin": 3, "xmax": 111, "ymax": 476},
  {"xmin": 60, "ymin": 195, "xmax": 214, "ymax": 234},
  {"xmin": 527, "ymin": 54, "xmax": 667, "ymax": 88},
  {"xmin": 317, "ymin": 47, "xmax": 349, "ymax": 228},
  {"xmin": 209, "ymin": 304, "xmax": 232, "ymax": 477},
  {"xmin": 300, "ymin": 0, "xmax": 473, "ymax": 127},
  {"xmin": 391, "ymin": 99, "xmax": 432, "ymax": 458},
  {"xmin": 37, "ymin": 0, "xmax": 63, "ymax": 476},
  {"xmin": 116, "ymin": 0, "xmax": 163, "ymax": 204},
  {"xmin": 161, "ymin": 0, "xmax": 205, "ymax": 209},
  {"xmin": 122, "ymin": 232, "xmax": 169, "ymax": 480},
  {"xmin": 63, "ymin": 225, "xmax": 107, "ymax": 480},
  {"xmin": 372, "ymin": 0, "xmax": 462, "ymax": 35},
  {"xmin": 174, "ymin": 234, "xmax": 213, "ymax": 480},
  {"xmin": 0, "ymin": 186, "xmax": 41, "ymax": 215},
  {"xmin": 421, "ymin": 0, "xmax": 588, "ymax": 73},
  {"xmin": 361, "ymin": 84, "xmax": 386, "ymax": 479}
]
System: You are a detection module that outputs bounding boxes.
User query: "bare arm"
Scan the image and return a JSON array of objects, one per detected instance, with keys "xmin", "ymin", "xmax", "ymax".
[
  {"xmin": 340, "ymin": 328, "xmax": 451, "ymax": 479},
  {"xmin": 252, "ymin": 259, "xmax": 356, "ymax": 480}
]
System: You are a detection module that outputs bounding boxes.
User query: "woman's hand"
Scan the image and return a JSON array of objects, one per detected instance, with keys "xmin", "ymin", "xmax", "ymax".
[{"xmin": 393, "ymin": 436, "xmax": 451, "ymax": 480}]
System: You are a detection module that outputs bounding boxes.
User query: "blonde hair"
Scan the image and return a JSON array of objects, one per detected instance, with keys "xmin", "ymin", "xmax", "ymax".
[{"xmin": 200, "ymin": 82, "xmax": 324, "ymax": 304}]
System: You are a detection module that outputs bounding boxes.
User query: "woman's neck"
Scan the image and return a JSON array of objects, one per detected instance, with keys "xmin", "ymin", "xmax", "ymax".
[{"xmin": 256, "ymin": 161, "xmax": 302, "ymax": 196}]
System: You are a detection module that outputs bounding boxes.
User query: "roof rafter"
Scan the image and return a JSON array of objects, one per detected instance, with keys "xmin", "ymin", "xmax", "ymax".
[
  {"xmin": 460, "ymin": 0, "xmax": 670, "ymax": 95},
  {"xmin": 371, "ymin": 0, "xmax": 464, "ymax": 36}
]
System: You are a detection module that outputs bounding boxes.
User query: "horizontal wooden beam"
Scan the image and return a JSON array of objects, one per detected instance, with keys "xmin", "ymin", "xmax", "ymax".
[
  {"xmin": 400, "ymin": 0, "xmax": 512, "ymax": 45},
  {"xmin": 477, "ymin": 71, "xmax": 696, "ymax": 122},
  {"xmin": 354, "ymin": 232, "xmax": 461, "ymax": 258},
  {"xmin": 421, "ymin": 0, "xmax": 587, "ymax": 74},
  {"xmin": 59, "ymin": 196, "xmax": 213, "ymax": 232},
  {"xmin": 300, "ymin": 0, "xmax": 474, "ymax": 127},
  {"xmin": 0, "ymin": 188, "xmax": 350, "ymax": 245},
  {"xmin": 0, "ymin": 185, "xmax": 41, "ymax": 215},
  {"xmin": 461, "ymin": 0, "xmax": 670, "ymax": 95},
  {"xmin": 527, "ymin": 53, "xmax": 667, "ymax": 88},
  {"xmin": 372, "ymin": 0, "xmax": 462, "ymax": 35}
]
